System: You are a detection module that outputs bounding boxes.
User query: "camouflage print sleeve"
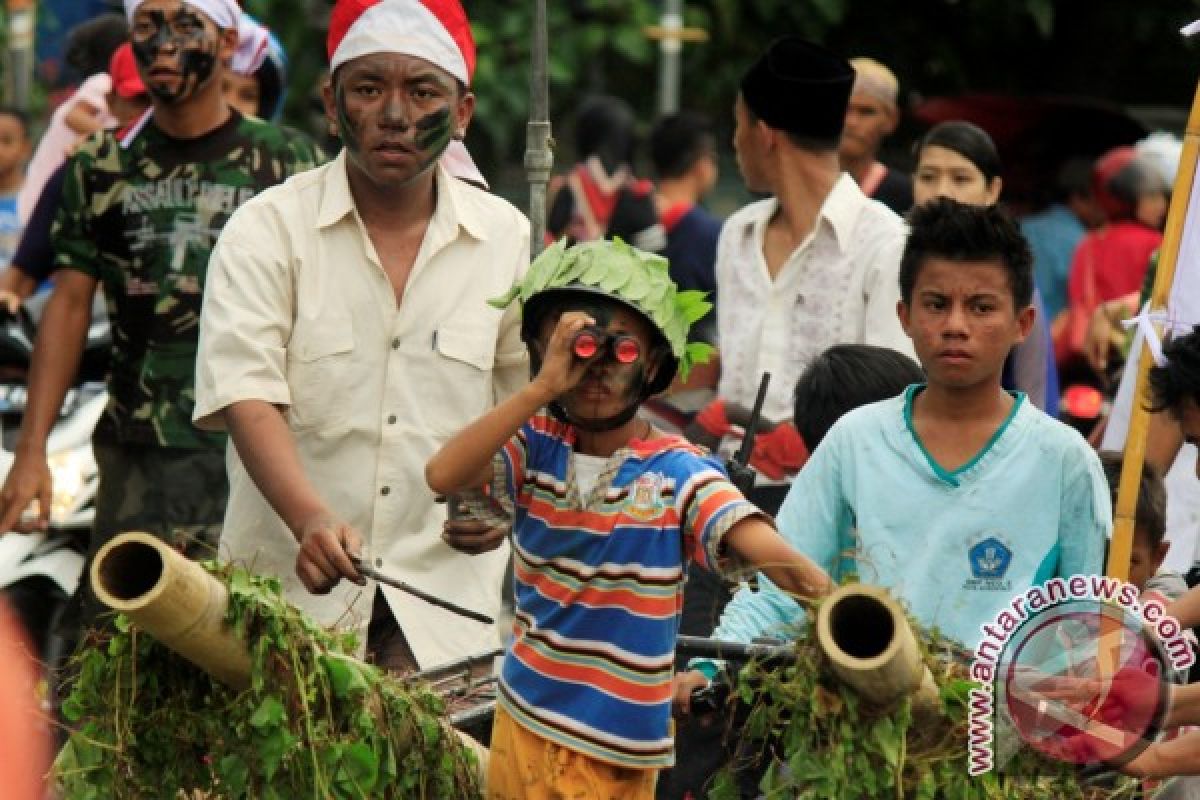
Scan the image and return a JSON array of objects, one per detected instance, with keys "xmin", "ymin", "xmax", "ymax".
[
  {"xmin": 282, "ymin": 126, "xmax": 324, "ymax": 174},
  {"xmin": 51, "ymin": 145, "xmax": 100, "ymax": 278}
]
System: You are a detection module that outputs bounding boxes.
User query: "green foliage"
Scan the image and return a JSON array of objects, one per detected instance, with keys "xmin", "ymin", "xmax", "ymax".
[
  {"xmin": 54, "ymin": 565, "xmax": 481, "ymax": 799},
  {"xmin": 706, "ymin": 608, "xmax": 1142, "ymax": 799},
  {"xmin": 491, "ymin": 236, "xmax": 715, "ymax": 378}
]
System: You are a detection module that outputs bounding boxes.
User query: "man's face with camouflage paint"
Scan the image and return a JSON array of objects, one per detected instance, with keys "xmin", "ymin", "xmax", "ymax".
[
  {"xmin": 130, "ymin": 0, "xmax": 233, "ymax": 106},
  {"xmin": 324, "ymin": 52, "xmax": 475, "ymax": 190}
]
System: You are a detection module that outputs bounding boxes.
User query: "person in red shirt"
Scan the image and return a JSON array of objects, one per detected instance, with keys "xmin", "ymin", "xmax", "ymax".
[{"xmin": 1057, "ymin": 146, "xmax": 1166, "ymax": 377}]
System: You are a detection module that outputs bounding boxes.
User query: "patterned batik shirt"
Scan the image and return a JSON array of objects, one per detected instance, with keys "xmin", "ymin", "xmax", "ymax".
[
  {"xmin": 53, "ymin": 111, "xmax": 320, "ymax": 449},
  {"xmin": 493, "ymin": 412, "xmax": 761, "ymax": 769}
]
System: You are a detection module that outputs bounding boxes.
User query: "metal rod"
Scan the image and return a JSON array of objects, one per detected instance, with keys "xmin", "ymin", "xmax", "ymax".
[
  {"xmin": 525, "ymin": 0, "xmax": 553, "ymax": 256},
  {"xmin": 657, "ymin": 0, "xmax": 683, "ymax": 115},
  {"xmin": 412, "ymin": 648, "xmax": 503, "ymax": 685},
  {"xmin": 675, "ymin": 634, "xmax": 793, "ymax": 665},
  {"xmin": 350, "ymin": 556, "xmax": 494, "ymax": 625},
  {"xmin": 734, "ymin": 372, "xmax": 771, "ymax": 467}
]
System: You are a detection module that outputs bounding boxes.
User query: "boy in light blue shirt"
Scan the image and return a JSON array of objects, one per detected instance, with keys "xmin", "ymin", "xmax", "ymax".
[{"xmin": 676, "ymin": 199, "xmax": 1110, "ymax": 705}]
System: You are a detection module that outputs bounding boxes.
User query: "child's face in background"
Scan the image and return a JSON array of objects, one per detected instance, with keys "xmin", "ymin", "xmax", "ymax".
[
  {"xmin": 0, "ymin": 114, "xmax": 29, "ymax": 178},
  {"xmin": 538, "ymin": 303, "xmax": 659, "ymax": 422},
  {"xmin": 1128, "ymin": 530, "xmax": 1168, "ymax": 593},
  {"xmin": 898, "ymin": 257, "xmax": 1034, "ymax": 392}
]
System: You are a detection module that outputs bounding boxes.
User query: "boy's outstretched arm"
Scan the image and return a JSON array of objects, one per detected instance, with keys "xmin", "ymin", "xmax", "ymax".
[
  {"xmin": 425, "ymin": 311, "xmax": 596, "ymax": 496},
  {"xmin": 723, "ymin": 517, "xmax": 834, "ymax": 600}
]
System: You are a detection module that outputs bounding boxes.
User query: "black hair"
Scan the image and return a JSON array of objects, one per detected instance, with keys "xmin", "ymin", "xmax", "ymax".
[
  {"xmin": 900, "ymin": 198, "xmax": 1034, "ymax": 308},
  {"xmin": 650, "ymin": 111, "xmax": 715, "ymax": 180},
  {"xmin": 1147, "ymin": 324, "xmax": 1200, "ymax": 414},
  {"xmin": 915, "ymin": 120, "xmax": 1001, "ymax": 183},
  {"xmin": 63, "ymin": 12, "xmax": 129, "ymax": 83},
  {"xmin": 794, "ymin": 344, "xmax": 925, "ymax": 449},
  {"xmin": 1098, "ymin": 451, "xmax": 1167, "ymax": 549},
  {"xmin": 1055, "ymin": 157, "xmax": 1094, "ymax": 200},
  {"xmin": 0, "ymin": 106, "xmax": 30, "ymax": 139},
  {"xmin": 743, "ymin": 103, "xmax": 839, "ymax": 153},
  {"xmin": 575, "ymin": 95, "xmax": 636, "ymax": 174}
]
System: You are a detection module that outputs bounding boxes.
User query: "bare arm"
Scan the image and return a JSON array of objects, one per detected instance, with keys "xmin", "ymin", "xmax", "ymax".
[
  {"xmin": 0, "ymin": 270, "xmax": 95, "ymax": 532},
  {"xmin": 1167, "ymin": 588, "xmax": 1200, "ymax": 632},
  {"xmin": 425, "ymin": 311, "xmax": 593, "ymax": 496},
  {"xmin": 722, "ymin": 516, "xmax": 833, "ymax": 600},
  {"xmin": 1145, "ymin": 410, "xmax": 1184, "ymax": 475},
  {"xmin": 224, "ymin": 399, "xmax": 364, "ymax": 593},
  {"xmin": 1122, "ymin": 728, "xmax": 1200, "ymax": 778}
]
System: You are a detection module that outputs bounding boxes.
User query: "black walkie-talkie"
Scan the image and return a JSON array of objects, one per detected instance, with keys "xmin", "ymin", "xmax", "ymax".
[{"xmin": 725, "ymin": 372, "xmax": 770, "ymax": 497}]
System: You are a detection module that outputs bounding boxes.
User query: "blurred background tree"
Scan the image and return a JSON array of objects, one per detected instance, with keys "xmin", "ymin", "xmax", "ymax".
[{"xmin": 11, "ymin": 0, "xmax": 1200, "ymax": 204}]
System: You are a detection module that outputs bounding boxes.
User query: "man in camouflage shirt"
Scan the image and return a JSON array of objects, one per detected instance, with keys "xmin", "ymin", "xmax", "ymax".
[{"xmin": 0, "ymin": 0, "xmax": 320, "ymax": 628}]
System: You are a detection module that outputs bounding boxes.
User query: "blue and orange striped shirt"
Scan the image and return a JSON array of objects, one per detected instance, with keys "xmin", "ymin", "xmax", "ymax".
[{"xmin": 493, "ymin": 412, "xmax": 760, "ymax": 769}]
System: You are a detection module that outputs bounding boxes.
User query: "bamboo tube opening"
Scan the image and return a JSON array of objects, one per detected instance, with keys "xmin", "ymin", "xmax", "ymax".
[
  {"xmin": 827, "ymin": 593, "xmax": 896, "ymax": 661},
  {"xmin": 816, "ymin": 584, "xmax": 941, "ymax": 715},
  {"xmin": 95, "ymin": 539, "xmax": 165, "ymax": 603}
]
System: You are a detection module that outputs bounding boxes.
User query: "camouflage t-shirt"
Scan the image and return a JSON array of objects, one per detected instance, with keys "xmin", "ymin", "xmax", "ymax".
[{"xmin": 53, "ymin": 111, "xmax": 321, "ymax": 450}]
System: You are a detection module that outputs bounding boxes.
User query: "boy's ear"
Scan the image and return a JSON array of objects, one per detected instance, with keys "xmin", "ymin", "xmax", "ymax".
[
  {"xmin": 1154, "ymin": 540, "xmax": 1171, "ymax": 571},
  {"xmin": 896, "ymin": 299, "xmax": 911, "ymax": 333},
  {"xmin": 1014, "ymin": 302, "xmax": 1036, "ymax": 343}
]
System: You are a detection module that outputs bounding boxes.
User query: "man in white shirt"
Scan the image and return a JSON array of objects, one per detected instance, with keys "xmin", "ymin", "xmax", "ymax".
[
  {"xmin": 689, "ymin": 36, "xmax": 914, "ymax": 510},
  {"xmin": 193, "ymin": 0, "xmax": 528, "ymax": 671}
]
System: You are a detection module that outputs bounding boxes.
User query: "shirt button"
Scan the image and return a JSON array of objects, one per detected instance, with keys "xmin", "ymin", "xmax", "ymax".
[
  {"xmin": 387, "ymin": 414, "xmax": 397, "ymax": 425},
  {"xmin": 391, "ymin": 337, "xmax": 401, "ymax": 350},
  {"xmin": 380, "ymin": 486, "xmax": 391, "ymax": 496},
  {"xmin": 795, "ymin": 295, "xmax": 805, "ymax": 306}
]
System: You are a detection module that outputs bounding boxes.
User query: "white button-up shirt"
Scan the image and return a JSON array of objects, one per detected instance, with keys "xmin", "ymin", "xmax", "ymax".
[
  {"xmin": 195, "ymin": 153, "xmax": 529, "ymax": 669},
  {"xmin": 715, "ymin": 173, "xmax": 915, "ymax": 423}
]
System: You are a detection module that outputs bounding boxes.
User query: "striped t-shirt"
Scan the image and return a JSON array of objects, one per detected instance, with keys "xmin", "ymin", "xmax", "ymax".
[{"xmin": 493, "ymin": 412, "xmax": 759, "ymax": 769}]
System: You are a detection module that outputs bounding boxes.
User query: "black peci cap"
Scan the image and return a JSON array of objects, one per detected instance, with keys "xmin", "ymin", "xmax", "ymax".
[{"xmin": 740, "ymin": 36, "xmax": 855, "ymax": 142}]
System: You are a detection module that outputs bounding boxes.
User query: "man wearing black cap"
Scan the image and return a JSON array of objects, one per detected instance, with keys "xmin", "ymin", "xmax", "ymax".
[{"xmin": 688, "ymin": 36, "xmax": 914, "ymax": 509}]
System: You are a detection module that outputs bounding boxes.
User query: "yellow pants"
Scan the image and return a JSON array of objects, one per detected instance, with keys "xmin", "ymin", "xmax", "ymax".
[{"xmin": 486, "ymin": 706, "xmax": 658, "ymax": 800}]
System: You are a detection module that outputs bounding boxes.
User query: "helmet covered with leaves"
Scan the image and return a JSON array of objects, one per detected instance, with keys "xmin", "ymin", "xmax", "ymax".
[{"xmin": 490, "ymin": 237, "xmax": 714, "ymax": 397}]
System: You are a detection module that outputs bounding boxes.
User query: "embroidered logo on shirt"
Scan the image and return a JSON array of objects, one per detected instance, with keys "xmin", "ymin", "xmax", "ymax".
[
  {"xmin": 624, "ymin": 472, "xmax": 667, "ymax": 521},
  {"xmin": 965, "ymin": 535, "xmax": 1013, "ymax": 592}
]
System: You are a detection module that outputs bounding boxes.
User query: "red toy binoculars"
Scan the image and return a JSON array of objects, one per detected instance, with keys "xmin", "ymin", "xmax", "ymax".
[{"xmin": 572, "ymin": 327, "xmax": 641, "ymax": 364}]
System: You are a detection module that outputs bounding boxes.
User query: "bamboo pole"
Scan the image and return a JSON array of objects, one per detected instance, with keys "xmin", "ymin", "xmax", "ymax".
[
  {"xmin": 814, "ymin": 584, "xmax": 941, "ymax": 715},
  {"xmin": 1106, "ymin": 79, "xmax": 1200, "ymax": 581}
]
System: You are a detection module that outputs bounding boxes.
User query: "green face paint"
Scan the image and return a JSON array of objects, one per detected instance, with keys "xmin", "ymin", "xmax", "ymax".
[
  {"xmin": 414, "ymin": 107, "xmax": 453, "ymax": 157},
  {"xmin": 333, "ymin": 82, "xmax": 360, "ymax": 153}
]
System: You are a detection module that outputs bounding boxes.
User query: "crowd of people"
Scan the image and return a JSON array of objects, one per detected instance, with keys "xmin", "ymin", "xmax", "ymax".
[{"xmin": 0, "ymin": 0, "xmax": 1197, "ymax": 798}]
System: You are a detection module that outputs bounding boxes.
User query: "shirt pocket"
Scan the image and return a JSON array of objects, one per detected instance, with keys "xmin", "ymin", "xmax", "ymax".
[
  {"xmin": 424, "ymin": 321, "xmax": 497, "ymax": 435},
  {"xmin": 287, "ymin": 317, "xmax": 355, "ymax": 430}
]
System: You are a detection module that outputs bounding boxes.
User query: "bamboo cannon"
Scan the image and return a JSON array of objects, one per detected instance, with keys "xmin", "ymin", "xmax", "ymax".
[
  {"xmin": 89, "ymin": 532, "xmax": 490, "ymax": 779},
  {"xmin": 91, "ymin": 531, "xmax": 252, "ymax": 689},
  {"xmin": 815, "ymin": 584, "xmax": 941, "ymax": 715}
]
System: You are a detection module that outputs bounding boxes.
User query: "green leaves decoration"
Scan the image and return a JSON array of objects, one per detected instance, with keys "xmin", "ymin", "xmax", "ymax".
[
  {"xmin": 490, "ymin": 237, "xmax": 715, "ymax": 380},
  {"xmin": 53, "ymin": 564, "xmax": 481, "ymax": 799},
  {"xmin": 707, "ymin": 603, "xmax": 1143, "ymax": 799}
]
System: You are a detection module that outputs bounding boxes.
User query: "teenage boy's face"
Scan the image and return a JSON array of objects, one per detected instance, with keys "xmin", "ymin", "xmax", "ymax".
[
  {"xmin": 897, "ymin": 257, "xmax": 1034, "ymax": 391},
  {"xmin": 537, "ymin": 304, "xmax": 659, "ymax": 421},
  {"xmin": 130, "ymin": 0, "xmax": 234, "ymax": 106},
  {"xmin": 324, "ymin": 52, "xmax": 474, "ymax": 191}
]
